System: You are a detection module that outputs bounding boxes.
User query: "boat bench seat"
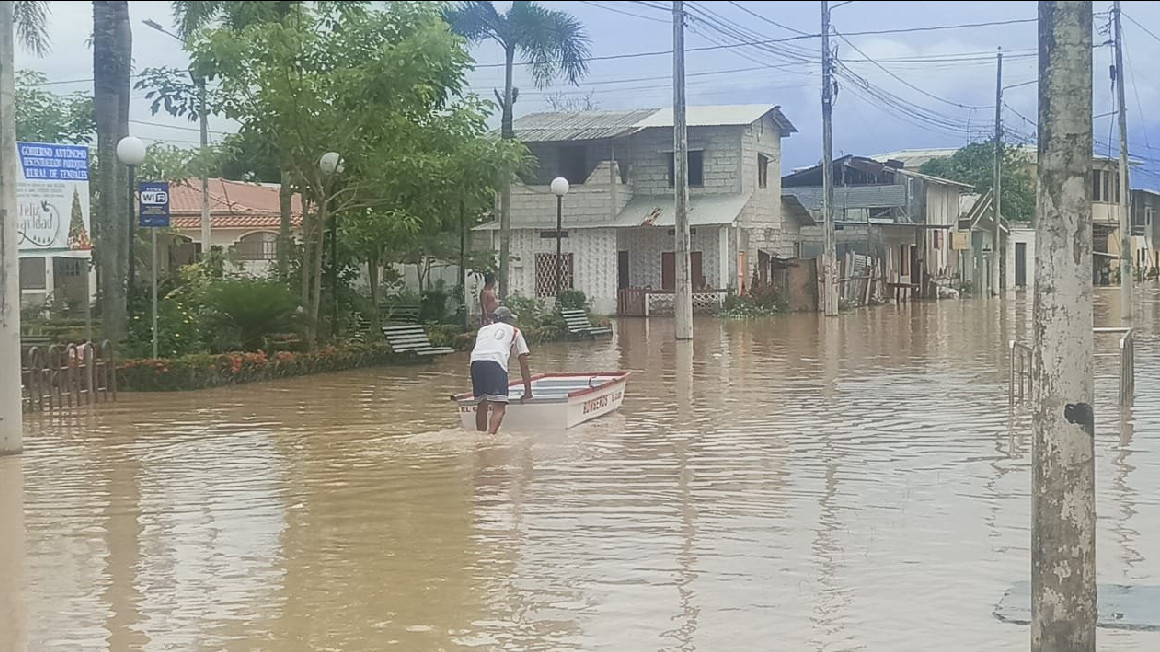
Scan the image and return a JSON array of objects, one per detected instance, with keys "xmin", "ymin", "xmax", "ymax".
[
  {"xmin": 381, "ymin": 325, "xmax": 454, "ymax": 358},
  {"xmin": 561, "ymin": 310, "xmax": 613, "ymax": 339}
]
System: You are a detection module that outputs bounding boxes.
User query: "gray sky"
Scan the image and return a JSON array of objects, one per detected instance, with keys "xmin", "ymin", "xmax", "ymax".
[{"xmin": 16, "ymin": 1, "xmax": 1160, "ymax": 185}]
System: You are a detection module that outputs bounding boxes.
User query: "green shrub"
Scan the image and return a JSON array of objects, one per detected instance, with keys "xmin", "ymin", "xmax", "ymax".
[
  {"xmin": 203, "ymin": 279, "xmax": 300, "ymax": 351},
  {"xmin": 720, "ymin": 281, "xmax": 787, "ymax": 319},
  {"xmin": 555, "ymin": 289, "xmax": 590, "ymax": 313}
]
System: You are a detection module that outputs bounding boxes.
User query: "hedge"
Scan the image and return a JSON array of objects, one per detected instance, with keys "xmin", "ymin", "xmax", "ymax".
[
  {"xmin": 117, "ymin": 342, "xmax": 398, "ymax": 392},
  {"xmin": 116, "ymin": 320, "xmax": 608, "ymax": 392}
]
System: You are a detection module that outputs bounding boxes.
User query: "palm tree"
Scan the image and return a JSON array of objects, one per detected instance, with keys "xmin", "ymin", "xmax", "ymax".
[
  {"xmin": 443, "ymin": 1, "xmax": 590, "ymax": 298},
  {"xmin": 2, "ymin": 0, "xmax": 50, "ymax": 453},
  {"xmin": 92, "ymin": 0, "xmax": 132, "ymax": 343}
]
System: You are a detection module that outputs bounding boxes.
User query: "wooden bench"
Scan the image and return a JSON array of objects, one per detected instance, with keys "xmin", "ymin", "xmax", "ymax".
[
  {"xmin": 381, "ymin": 324, "xmax": 454, "ymax": 358},
  {"xmin": 381, "ymin": 304, "xmax": 421, "ymax": 324},
  {"xmin": 561, "ymin": 310, "xmax": 613, "ymax": 338}
]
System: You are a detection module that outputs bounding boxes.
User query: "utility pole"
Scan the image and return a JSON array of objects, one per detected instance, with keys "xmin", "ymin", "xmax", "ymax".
[
  {"xmin": 1113, "ymin": 0, "xmax": 1132, "ymax": 324},
  {"xmin": 0, "ymin": 0, "xmax": 24, "ymax": 455},
  {"xmin": 992, "ymin": 48, "xmax": 1004, "ymax": 297},
  {"xmin": 820, "ymin": 0, "xmax": 838, "ymax": 316},
  {"xmin": 1032, "ymin": 3, "xmax": 1096, "ymax": 651},
  {"xmin": 197, "ymin": 77, "xmax": 212, "ymax": 259},
  {"xmin": 672, "ymin": 0, "xmax": 693, "ymax": 339}
]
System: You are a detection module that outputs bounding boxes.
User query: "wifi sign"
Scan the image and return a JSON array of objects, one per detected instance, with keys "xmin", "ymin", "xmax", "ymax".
[{"xmin": 138, "ymin": 181, "xmax": 171, "ymax": 228}]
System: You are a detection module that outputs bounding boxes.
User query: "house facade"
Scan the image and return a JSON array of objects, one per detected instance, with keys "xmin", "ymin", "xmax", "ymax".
[
  {"xmin": 475, "ymin": 105, "xmax": 803, "ymax": 315},
  {"xmin": 165, "ymin": 178, "xmax": 302, "ymax": 277},
  {"xmin": 875, "ymin": 147, "xmax": 1132, "ymax": 288},
  {"xmin": 784, "ymin": 155, "xmax": 969, "ymax": 300}
]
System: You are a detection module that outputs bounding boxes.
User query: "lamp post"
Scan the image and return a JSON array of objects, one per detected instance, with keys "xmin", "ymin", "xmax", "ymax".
[
  {"xmin": 117, "ymin": 136, "xmax": 148, "ymax": 357},
  {"xmin": 319, "ymin": 152, "xmax": 343, "ymax": 338},
  {"xmin": 117, "ymin": 135, "xmax": 146, "ymax": 312},
  {"xmin": 551, "ymin": 176, "xmax": 569, "ymax": 297}
]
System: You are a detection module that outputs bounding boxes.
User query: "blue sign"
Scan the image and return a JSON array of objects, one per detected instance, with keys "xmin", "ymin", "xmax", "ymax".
[
  {"xmin": 17, "ymin": 142, "xmax": 89, "ymax": 181},
  {"xmin": 138, "ymin": 181, "xmax": 171, "ymax": 228}
]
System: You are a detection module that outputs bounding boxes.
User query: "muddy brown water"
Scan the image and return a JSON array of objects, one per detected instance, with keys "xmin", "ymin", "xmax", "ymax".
[{"xmin": 3, "ymin": 291, "xmax": 1160, "ymax": 651}]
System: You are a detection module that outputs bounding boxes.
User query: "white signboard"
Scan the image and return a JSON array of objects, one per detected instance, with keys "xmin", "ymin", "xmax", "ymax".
[{"xmin": 16, "ymin": 141, "xmax": 91, "ymax": 257}]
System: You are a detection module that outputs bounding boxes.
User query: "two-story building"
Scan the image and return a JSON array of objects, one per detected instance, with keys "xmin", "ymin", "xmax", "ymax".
[
  {"xmin": 475, "ymin": 105, "xmax": 804, "ymax": 315},
  {"xmin": 783, "ymin": 155, "xmax": 969, "ymax": 301}
]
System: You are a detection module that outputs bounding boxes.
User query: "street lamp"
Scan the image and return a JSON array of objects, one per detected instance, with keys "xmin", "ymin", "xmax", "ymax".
[
  {"xmin": 117, "ymin": 135, "xmax": 146, "ymax": 299},
  {"xmin": 320, "ymin": 152, "xmax": 343, "ymax": 337},
  {"xmin": 551, "ymin": 176, "xmax": 569, "ymax": 296}
]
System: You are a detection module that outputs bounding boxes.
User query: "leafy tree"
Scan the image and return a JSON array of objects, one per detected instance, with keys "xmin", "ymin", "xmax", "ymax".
[
  {"xmin": 444, "ymin": 0, "xmax": 591, "ymax": 298},
  {"xmin": 920, "ymin": 142, "xmax": 1036, "ymax": 222},
  {"xmin": 190, "ymin": 2, "xmax": 511, "ymax": 345},
  {"xmin": 139, "ymin": 142, "xmax": 222, "ymax": 184},
  {"xmin": 14, "ymin": 71, "xmax": 94, "ymax": 143}
]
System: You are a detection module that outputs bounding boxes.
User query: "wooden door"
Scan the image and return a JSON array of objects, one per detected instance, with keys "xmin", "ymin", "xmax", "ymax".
[
  {"xmin": 661, "ymin": 251, "xmax": 702, "ymax": 291},
  {"xmin": 618, "ymin": 250, "xmax": 630, "ymax": 289}
]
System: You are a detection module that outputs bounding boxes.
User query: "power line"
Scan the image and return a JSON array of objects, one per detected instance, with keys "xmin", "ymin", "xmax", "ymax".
[
  {"xmin": 474, "ymin": 17, "xmax": 1042, "ymax": 70},
  {"xmin": 725, "ymin": 1, "xmax": 810, "ymax": 37},
  {"xmin": 1123, "ymin": 12, "xmax": 1160, "ymax": 46},
  {"xmin": 577, "ymin": 1, "xmax": 668, "ymax": 24}
]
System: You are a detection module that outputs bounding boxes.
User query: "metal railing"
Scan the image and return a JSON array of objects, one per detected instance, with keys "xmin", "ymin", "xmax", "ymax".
[
  {"xmin": 21, "ymin": 341, "xmax": 117, "ymax": 413},
  {"xmin": 1094, "ymin": 327, "xmax": 1134, "ymax": 407},
  {"xmin": 1009, "ymin": 340, "xmax": 1034, "ymax": 408},
  {"xmin": 1009, "ymin": 327, "xmax": 1134, "ymax": 408}
]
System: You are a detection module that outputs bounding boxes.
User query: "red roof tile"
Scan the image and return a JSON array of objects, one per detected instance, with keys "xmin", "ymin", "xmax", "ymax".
[{"xmin": 168, "ymin": 178, "xmax": 304, "ymax": 230}]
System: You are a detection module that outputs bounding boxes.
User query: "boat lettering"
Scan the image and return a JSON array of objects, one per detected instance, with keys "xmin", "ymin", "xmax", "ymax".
[{"xmin": 583, "ymin": 393, "xmax": 610, "ymax": 414}]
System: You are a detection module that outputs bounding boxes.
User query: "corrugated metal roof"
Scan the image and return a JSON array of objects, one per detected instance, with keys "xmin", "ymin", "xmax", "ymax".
[
  {"xmin": 512, "ymin": 109, "xmax": 656, "ymax": 142},
  {"xmin": 511, "ymin": 105, "xmax": 796, "ymax": 143},
  {"xmin": 612, "ymin": 192, "xmax": 750, "ymax": 227}
]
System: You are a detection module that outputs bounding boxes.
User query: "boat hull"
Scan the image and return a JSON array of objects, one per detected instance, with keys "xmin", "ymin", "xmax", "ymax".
[{"xmin": 455, "ymin": 372, "xmax": 629, "ymax": 431}]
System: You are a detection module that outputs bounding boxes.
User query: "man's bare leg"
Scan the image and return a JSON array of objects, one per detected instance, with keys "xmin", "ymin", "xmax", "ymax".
[
  {"xmin": 475, "ymin": 400, "xmax": 489, "ymax": 431},
  {"xmin": 487, "ymin": 403, "xmax": 507, "ymax": 434}
]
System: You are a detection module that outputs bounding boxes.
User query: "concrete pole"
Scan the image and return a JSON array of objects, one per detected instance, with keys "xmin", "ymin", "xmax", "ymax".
[
  {"xmin": 198, "ymin": 77, "xmax": 212, "ymax": 258},
  {"xmin": 1032, "ymin": 3, "xmax": 1096, "ymax": 650},
  {"xmin": 992, "ymin": 48, "xmax": 1004, "ymax": 297},
  {"xmin": 821, "ymin": 0, "xmax": 838, "ymax": 316},
  {"xmin": 0, "ymin": 1, "xmax": 24, "ymax": 455},
  {"xmin": 672, "ymin": 0, "xmax": 693, "ymax": 340},
  {"xmin": 1113, "ymin": 1, "xmax": 1132, "ymax": 324}
]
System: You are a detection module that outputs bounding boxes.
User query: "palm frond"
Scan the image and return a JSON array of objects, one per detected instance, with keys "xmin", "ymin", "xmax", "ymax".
[
  {"xmin": 443, "ymin": 0, "xmax": 505, "ymax": 46},
  {"xmin": 508, "ymin": 1, "xmax": 590, "ymax": 89},
  {"xmin": 13, "ymin": 0, "xmax": 50, "ymax": 56}
]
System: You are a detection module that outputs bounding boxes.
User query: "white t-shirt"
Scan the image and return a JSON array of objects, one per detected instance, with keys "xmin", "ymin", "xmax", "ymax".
[{"xmin": 470, "ymin": 323, "xmax": 531, "ymax": 372}]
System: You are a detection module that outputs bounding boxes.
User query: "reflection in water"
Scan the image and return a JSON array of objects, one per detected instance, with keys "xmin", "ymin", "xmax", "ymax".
[{"xmin": 5, "ymin": 292, "xmax": 1160, "ymax": 651}]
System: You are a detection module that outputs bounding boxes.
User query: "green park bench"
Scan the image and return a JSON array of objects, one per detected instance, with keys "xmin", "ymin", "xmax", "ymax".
[
  {"xmin": 381, "ymin": 324, "xmax": 454, "ymax": 358},
  {"xmin": 561, "ymin": 309, "xmax": 613, "ymax": 339}
]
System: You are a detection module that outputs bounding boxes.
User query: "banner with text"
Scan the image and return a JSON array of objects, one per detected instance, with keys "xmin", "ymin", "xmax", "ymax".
[{"xmin": 16, "ymin": 142, "xmax": 91, "ymax": 256}]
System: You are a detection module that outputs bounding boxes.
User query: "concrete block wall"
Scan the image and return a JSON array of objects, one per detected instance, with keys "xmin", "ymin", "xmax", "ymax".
[
  {"xmin": 508, "ymin": 227, "xmax": 618, "ymax": 315},
  {"xmin": 509, "ymin": 162, "xmax": 631, "ymax": 229},
  {"xmin": 618, "ymin": 226, "xmax": 723, "ymax": 289}
]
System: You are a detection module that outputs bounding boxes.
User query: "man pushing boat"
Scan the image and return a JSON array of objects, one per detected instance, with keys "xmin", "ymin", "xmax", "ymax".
[{"xmin": 469, "ymin": 306, "xmax": 532, "ymax": 434}]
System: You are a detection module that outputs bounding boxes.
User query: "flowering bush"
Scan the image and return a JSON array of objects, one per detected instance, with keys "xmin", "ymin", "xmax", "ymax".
[{"xmin": 117, "ymin": 341, "xmax": 396, "ymax": 392}]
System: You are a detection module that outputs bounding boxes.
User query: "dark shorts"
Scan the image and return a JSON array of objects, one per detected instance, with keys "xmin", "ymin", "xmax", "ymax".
[{"xmin": 471, "ymin": 360, "xmax": 510, "ymax": 404}]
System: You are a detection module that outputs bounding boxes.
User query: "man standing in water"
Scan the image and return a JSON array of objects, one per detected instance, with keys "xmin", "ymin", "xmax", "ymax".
[
  {"xmin": 478, "ymin": 273, "xmax": 499, "ymax": 326},
  {"xmin": 470, "ymin": 306, "xmax": 532, "ymax": 434}
]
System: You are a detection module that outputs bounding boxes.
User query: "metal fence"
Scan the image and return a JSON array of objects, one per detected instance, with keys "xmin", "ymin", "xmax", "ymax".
[
  {"xmin": 21, "ymin": 341, "xmax": 117, "ymax": 413},
  {"xmin": 1009, "ymin": 327, "xmax": 1134, "ymax": 408}
]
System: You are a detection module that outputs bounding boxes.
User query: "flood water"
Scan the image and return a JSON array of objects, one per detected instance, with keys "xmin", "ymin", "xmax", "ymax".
[{"xmin": 3, "ymin": 290, "xmax": 1160, "ymax": 651}]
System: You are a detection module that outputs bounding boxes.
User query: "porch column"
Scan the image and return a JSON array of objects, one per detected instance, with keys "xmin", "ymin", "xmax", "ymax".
[{"xmin": 718, "ymin": 225, "xmax": 729, "ymax": 291}]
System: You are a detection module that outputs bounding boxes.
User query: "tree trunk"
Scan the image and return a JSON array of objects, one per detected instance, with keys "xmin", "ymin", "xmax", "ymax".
[
  {"xmin": 92, "ymin": 0, "xmax": 131, "ymax": 344},
  {"xmin": 367, "ymin": 250, "xmax": 380, "ymax": 340},
  {"xmin": 310, "ymin": 203, "xmax": 326, "ymax": 344},
  {"xmin": 278, "ymin": 170, "xmax": 292, "ymax": 280},
  {"xmin": 498, "ymin": 46, "xmax": 515, "ymax": 299},
  {"xmin": 299, "ymin": 200, "xmax": 316, "ymax": 345},
  {"xmin": 1032, "ymin": 3, "xmax": 1096, "ymax": 650},
  {"xmin": 1, "ymin": 1, "xmax": 24, "ymax": 454}
]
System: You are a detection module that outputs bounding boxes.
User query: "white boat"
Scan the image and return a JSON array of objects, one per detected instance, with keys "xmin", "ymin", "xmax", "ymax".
[{"xmin": 454, "ymin": 372, "xmax": 630, "ymax": 431}]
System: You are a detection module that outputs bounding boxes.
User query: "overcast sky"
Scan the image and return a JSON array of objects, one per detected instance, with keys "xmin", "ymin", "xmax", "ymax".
[{"xmin": 15, "ymin": 1, "xmax": 1160, "ymax": 185}]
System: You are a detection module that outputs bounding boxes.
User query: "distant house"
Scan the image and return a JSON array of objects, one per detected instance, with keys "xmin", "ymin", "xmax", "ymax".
[
  {"xmin": 165, "ymin": 178, "xmax": 302, "ymax": 277},
  {"xmin": 875, "ymin": 146, "xmax": 1134, "ymax": 286},
  {"xmin": 1131, "ymin": 188, "xmax": 1160, "ymax": 273},
  {"xmin": 783, "ymin": 155, "xmax": 970, "ymax": 300},
  {"xmin": 473, "ymin": 104, "xmax": 806, "ymax": 315}
]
